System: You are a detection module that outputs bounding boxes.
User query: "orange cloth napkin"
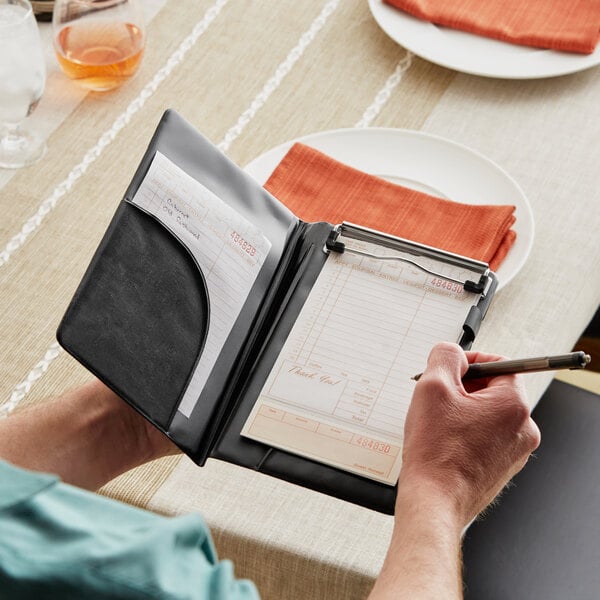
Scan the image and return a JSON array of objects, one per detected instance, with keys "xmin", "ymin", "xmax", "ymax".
[
  {"xmin": 384, "ymin": 0, "xmax": 600, "ymax": 54},
  {"xmin": 264, "ymin": 143, "xmax": 516, "ymax": 272}
]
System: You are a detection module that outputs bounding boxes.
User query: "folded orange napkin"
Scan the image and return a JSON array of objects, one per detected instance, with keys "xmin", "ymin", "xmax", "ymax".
[
  {"xmin": 264, "ymin": 143, "xmax": 516, "ymax": 272},
  {"xmin": 384, "ymin": 0, "xmax": 600, "ymax": 54}
]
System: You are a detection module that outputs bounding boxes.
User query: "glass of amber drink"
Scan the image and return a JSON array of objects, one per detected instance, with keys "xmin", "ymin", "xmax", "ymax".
[{"xmin": 52, "ymin": 0, "xmax": 145, "ymax": 92}]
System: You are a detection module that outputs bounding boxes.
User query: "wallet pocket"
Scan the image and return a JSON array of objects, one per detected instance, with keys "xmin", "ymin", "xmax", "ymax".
[{"xmin": 57, "ymin": 201, "xmax": 210, "ymax": 430}]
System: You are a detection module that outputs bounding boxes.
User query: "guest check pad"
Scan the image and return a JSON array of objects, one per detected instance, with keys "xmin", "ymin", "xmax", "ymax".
[
  {"xmin": 57, "ymin": 110, "xmax": 497, "ymax": 513},
  {"xmin": 242, "ymin": 223, "xmax": 495, "ymax": 485}
]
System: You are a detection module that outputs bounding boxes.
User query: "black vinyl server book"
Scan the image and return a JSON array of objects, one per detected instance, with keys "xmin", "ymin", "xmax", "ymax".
[{"xmin": 57, "ymin": 110, "xmax": 497, "ymax": 514}]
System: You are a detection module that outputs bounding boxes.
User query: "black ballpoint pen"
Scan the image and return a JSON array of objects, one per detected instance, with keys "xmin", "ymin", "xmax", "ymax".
[{"xmin": 411, "ymin": 351, "xmax": 591, "ymax": 381}]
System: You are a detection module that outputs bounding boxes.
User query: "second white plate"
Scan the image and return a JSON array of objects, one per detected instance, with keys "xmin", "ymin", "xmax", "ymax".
[
  {"xmin": 244, "ymin": 128, "xmax": 534, "ymax": 290},
  {"xmin": 368, "ymin": 0, "xmax": 600, "ymax": 79}
]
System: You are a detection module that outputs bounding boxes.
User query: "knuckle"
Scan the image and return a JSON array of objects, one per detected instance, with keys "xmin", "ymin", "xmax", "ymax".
[
  {"xmin": 502, "ymin": 391, "xmax": 531, "ymax": 426},
  {"xmin": 513, "ymin": 418, "xmax": 540, "ymax": 459},
  {"xmin": 428, "ymin": 342, "xmax": 463, "ymax": 366},
  {"xmin": 511, "ymin": 400, "xmax": 531, "ymax": 424},
  {"xmin": 525, "ymin": 420, "xmax": 541, "ymax": 451},
  {"xmin": 436, "ymin": 341, "xmax": 461, "ymax": 353}
]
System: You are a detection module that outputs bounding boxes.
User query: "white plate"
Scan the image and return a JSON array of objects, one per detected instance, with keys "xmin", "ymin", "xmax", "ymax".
[
  {"xmin": 368, "ymin": 0, "xmax": 600, "ymax": 79},
  {"xmin": 244, "ymin": 128, "xmax": 534, "ymax": 290}
]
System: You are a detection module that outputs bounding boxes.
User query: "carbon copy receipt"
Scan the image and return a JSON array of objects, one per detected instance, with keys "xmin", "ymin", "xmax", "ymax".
[
  {"xmin": 131, "ymin": 151, "xmax": 271, "ymax": 418},
  {"xmin": 242, "ymin": 240, "xmax": 481, "ymax": 485}
]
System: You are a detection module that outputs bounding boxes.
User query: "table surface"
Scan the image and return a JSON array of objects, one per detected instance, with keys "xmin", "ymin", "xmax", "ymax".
[{"xmin": 1, "ymin": 2, "xmax": 599, "ymax": 599}]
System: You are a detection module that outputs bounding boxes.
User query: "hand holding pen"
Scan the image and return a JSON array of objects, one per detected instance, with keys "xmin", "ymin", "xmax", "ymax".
[{"xmin": 412, "ymin": 351, "xmax": 591, "ymax": 382}]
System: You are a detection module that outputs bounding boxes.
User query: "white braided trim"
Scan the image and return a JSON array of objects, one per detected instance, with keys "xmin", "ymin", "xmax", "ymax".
[
  {"xmin": 0, "ymin": 0, "xmax": 229, "ymax": 270},
  {"xmin": 2, "ymin": 0, "xmax": 341, "ymax": 412},
  {"xmin": 217, "ymin": 0, "xmax": 340, "ymax": 153},
  {"xmin": 0, "ymin": 342, "xmax": 63, "ymax": 417},
  {"xmin": 4, "ymin": 14, "xmax": 410, "ymax": 415},
  {"xmin": 354, "ymin": 51, "xmax": 413, "ymax": 128}
]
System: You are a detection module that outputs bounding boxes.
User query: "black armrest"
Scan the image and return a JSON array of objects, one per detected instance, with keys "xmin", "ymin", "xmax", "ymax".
[{"xmin": 463, "ymin": 380, "xmax": 600, "ymax": 600}]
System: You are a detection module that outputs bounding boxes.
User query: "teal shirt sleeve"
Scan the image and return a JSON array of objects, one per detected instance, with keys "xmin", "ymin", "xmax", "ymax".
[{"xmin": 0, "ymin": 461, "xmax": 260, "ymax": 599}]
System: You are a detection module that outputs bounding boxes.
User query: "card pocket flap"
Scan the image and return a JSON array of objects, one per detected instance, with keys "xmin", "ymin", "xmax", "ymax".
[{"xmin": 57, "ymin": 201, "xmax": 210, "ymax": 430}]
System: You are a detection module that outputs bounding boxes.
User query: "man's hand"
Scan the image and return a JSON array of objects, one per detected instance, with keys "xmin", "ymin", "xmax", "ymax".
[
  {"xmin": 0, "ymin": 379, "xmax": 179, "ymax": 490},
  {"xmin": 369, "ymin": 343, "xmax": 540, "ymax": 600},
  {"xmin": 400, "ymin": 342, "xmax": 540, "ymax": 525}
]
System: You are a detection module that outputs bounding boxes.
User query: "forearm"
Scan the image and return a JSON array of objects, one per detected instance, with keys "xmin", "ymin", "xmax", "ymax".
[
  {"xmin": 0, "ymin": 379, "xmax": 176, "ymax": 489},
  {"xmin": 369, "ymin": 476, "xmax": 463, "ymax": 600}
]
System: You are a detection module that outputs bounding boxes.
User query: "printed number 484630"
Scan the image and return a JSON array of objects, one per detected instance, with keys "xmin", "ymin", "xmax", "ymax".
[{"xmin": 430, "ymin": 278, "xmax": 463, "ymax": 293}]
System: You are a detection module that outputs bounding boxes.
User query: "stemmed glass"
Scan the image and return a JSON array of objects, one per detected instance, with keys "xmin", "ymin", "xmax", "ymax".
[
  {"xmin": 0, "ymin": 0, "xmax": 46, "ymax": 169},
  {"xmin": 52, "ymin": 0, "xmax": 145, "ymax": 92}
]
